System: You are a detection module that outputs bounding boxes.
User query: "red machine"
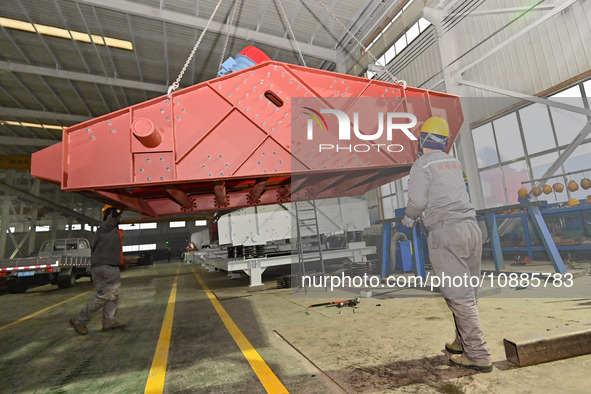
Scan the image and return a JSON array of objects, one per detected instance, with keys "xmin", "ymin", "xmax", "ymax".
[{"xmin": 31, "ymin": 48, "xmax": 463, "ymax": 217}]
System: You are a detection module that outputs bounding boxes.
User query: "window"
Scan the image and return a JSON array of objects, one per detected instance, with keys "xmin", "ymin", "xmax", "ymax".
[
  {"xmin": 502, "ymin": 160, "xmax": 529, "ymax": 205},
  {"xmin": 406, "ymin": 22, "xmax": 420, "ymax": 43},
  {"xmin": 520, "ymin": 104, "xmax": 556, "ymax": 154},
  {"xmin": 394, "ymin": 35, "xmax": 407, "ymax": 54},
  {"xmin": 195, "ymin": 220, "xmax": 207, "ymax": 226},
  {"xmin": 562, "ymin": 142, "xmax": 591, "ymax": 200},
  {"xmin": 550, "ymin": 106, "xmax": 588, "ymax": 147},
  {"xmin": 120, "ymin": 222, "xmax": 157, "ymax": 231},
  {"xmin": 418, "ymin": 18, "xmax": 431, "ymax": 32},
  {"xmin": 169, "ymin": 221, "xmax": 186, "ymax": 228},
  {"xmin": 493, "ymin": 113, "xmax": 524, "ymax": 161},
  {"xmin": 480, "ymin": 167, "xmax": 505, "ymax": 207},
  {"xmin": 123, "ymin": 243, "xmax": 157, "ymax": 252},
  {"xmin": 36, "ymin": 225, "xmax": 50, "ymax": 232},
  {"xmin": 472, "ymin": 123, "xmax": 498, "ymax": 168},
  {"xmin": 472, "ymin": 77, "xmax": 591, "ymax": 209},
  {"xmin": 365, "ymin": 4, "xmax": 428, "ymax": 78}
]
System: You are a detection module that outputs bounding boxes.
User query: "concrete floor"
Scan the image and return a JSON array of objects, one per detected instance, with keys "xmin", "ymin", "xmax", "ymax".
[{"xmin": 1, "ymin": 259, "xmax": 590, "ymax": 393}]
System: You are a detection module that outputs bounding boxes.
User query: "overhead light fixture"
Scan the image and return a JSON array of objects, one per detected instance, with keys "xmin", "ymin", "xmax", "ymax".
[
  {"xmin": 0, "ymin": 17, "xmax": 133, "ymax": 51},
  {"xmin": 0, "ymin": 120, "xmax": 64, "ymax": 130}
]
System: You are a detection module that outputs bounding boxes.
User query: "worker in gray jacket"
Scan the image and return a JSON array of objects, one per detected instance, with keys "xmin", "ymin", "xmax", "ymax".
[
  {"xmin": 70, "ymin": 205, "xmax": 126, "ymax": 335},
  {"xmin": 402, "ymin": 116, "xmax": 492, "ymax": 372}
]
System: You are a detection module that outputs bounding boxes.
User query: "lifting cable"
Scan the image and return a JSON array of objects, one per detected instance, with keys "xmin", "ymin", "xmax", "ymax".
[
  {"xmin": 275, "ymin": 0, "xmax": 307, "ymax": 67},
  {"xmin": 168, "ymin": 0, "xmax": 224, "ymax": 98},
  {"xmin": 218, "ymin": 0, "xmax": 241, "ymax": 75},
  {"xmin": 313, "ymin": 0, "xmax": 407, "ymax": 88}
]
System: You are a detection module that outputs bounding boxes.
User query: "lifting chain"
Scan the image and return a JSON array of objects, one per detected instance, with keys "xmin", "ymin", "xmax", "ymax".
[
  {"xmin": 218, "ymin": 0, "xmax": 241, "ymax": 75},
  {"xmin": 168, "ymin": 0, "xmax": 225, "ymax": 98},
  {"xmin": 275, "ymin": 0, "xmax": 307, "ymax": 67},
  {"xmin": 313, "ymin": 0, "xmax": 407, "ymax": 88}
]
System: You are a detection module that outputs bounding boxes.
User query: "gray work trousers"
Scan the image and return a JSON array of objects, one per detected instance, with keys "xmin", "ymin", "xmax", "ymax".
[
  {"xmin": 76, "ymin": 265, "xmax": 121, "ymax": 327},
  {"xmin": 427, "ymin": 220, "xmax": 491, "ymax": 363}
]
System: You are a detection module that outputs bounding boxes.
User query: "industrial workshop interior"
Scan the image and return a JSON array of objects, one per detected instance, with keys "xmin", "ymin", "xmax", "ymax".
[{"xmin": 1, "ymin": 0, "xmax": 591, "ymax": 393}]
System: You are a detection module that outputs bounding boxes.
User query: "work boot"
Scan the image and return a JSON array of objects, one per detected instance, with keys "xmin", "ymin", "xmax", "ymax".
[
  {"xmin": 445, "ymin": 339, "xmax": 463, "ymax": 354},
  {"xmin": 69, "ymin": 318, "xmax": 89, "ymax": 335},
  {"xmin": 102, "ymin": 321, "xmax": 126, "ymax": 332},
  {"xmin": 450, "ymin": 354, "xmax": 492, "ymax": 373}
]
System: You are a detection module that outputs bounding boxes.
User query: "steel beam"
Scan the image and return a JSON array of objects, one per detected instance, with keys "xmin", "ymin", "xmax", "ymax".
[
  {"xmin": 0, "ymin": 181, "xmax": 100, "ymax": 225},
  {"xmin": 0, "ymin": 136, "xmax": 56, "ymax": 147},
  {"xmin": 532, "ymin": 121, "xmax": 591, "ymax": 188},
  {"xmin": 75, "ymin": 0, "xmax": 337, "ymax": 63},
  {"xmin": 504, "ymin": 325, "xmax": 591, "ymax": 367},
  {"xmin": 0, "ymin": 107, "xmax": 89, "ymax": 123},
  {"xmin": 457, "ymin": 0, "xmax": 579, "ymax": 75},
  {"xmin": 457, "ymin": 80, "xmax": 591, "ymax": 117},
  {"xmin": 0, "ymin": 60, "xmax": 167, "ymax": 93}
]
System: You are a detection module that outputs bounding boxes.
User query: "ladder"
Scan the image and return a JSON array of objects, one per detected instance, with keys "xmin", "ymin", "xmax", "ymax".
[{"xmin": 294, "ymin": 200, "xmax": 326, "ymax": 291}]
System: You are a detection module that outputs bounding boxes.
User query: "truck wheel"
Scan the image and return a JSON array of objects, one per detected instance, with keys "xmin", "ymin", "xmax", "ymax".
[
  {"xmin": 57, "ymin": 271, "xmax": 76, "ymax": 289},
  {"xmin": 7, "ymin": 278, "xmax": 30, "ymax": 293}
]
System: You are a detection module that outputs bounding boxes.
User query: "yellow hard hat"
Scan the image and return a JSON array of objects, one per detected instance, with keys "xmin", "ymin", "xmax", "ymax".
[
  {"xmin": 567, "ymin": 198, "xmax": 580, "ymax": 207},
  {"xmin": 532, "ymin": 187, "xmax": 542, "ymax": 197},
  {"xmin": 518, "ymin": 188, "xmax": 528, "ymax": 199},
  {"xmin": 542, "ymin": 185, "xmax": 552, "ymax": 194},
  {"xmin": 567, "ymin": 180, "xmax": 579, "ymax": 192},
  {"xmin": 420, "ymin": 116, "xmax": 450, "ymax": 137},
  {"xmin": 101, "ymin": 204, "xmax": 113, "ymax": 215},
  {"xmin": 553, "ymin": 182, "xmax": 564, "ymax": 193},
  {"xmin": 586, "ymin": 195, "xmax": 591, "ymax": 204},
  {"xmin": 581, "ymin": 178, "xmax": 591, "ymax": 190}
]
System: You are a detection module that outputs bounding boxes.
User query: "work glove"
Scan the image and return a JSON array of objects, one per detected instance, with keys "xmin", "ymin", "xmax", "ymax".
[{"xmin": 401, "ymin": 215, "xmax": 416, "ymax": 228}]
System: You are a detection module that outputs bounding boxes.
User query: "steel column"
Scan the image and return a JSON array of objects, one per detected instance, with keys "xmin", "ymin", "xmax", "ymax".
[
  {"xmin": 525, "ymin": 205, "xmax": 566, "ymax": 274},
  {"xmin": 485, "ymin": 212, "xmax": 505, "ymax": 271}
]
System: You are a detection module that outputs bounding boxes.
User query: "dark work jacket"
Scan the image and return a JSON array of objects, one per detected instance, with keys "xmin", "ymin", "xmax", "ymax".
[{"xmin": 91, "ymin": 214, "xmax": 121, "ymax": 268}]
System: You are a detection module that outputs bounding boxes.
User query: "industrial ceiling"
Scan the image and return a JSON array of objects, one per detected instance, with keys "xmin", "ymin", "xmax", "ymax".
[
  {"xmin": 0, "ymin": 0, "xmax": 405, "ymax": 157},
  {"xmin": 0, "ymin": 0, "xmax": 406, "ymax": 231}
]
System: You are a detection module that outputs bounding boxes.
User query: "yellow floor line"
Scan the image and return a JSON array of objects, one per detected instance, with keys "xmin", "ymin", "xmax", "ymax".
[
  {"xmin": 0, "ymin": 290, "xmax": 91, "ymax": 332},
  {"xmin": 144, "ymin": 266, "xmax": 179, "ymax": 394},
  {"xmin": 191, "ymin": 267, "xmax": 288, "ymax": 394}
]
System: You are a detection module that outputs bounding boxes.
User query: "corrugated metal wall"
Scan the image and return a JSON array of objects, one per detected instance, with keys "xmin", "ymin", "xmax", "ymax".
[{"xmin": 380, "ymin": 0, "xmax": 591, "ymax": 123}]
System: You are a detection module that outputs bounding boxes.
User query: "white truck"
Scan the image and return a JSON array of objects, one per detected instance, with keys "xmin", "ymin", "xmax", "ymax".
[{"xmin": 0, "ymin": 238, "xmax": 92, "ymax": 293}]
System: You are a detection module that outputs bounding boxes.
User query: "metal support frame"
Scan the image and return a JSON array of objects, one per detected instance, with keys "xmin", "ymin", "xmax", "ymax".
[
  {"xmin": 457, "ymin": 80, "xmax": 591, "ymax": 118},
  {"xmin": 199, "ymin": 245, "xmax": 375, "ymax": 287},
  {"xmin": 457, "ymin": 0, "xmax": 579, "ymax": 76},
  {"xmin": 485, "ymin": 212, "xmax": 505, "ymax": 270},
  {"xmin": 381, "ymin": 222, "xmax": 391, "ymax": 277},
  {"xmin": 520, "ymin": 214, "xmax": 534, "ymax": 261},
  {"xmin": 412, "ymin": 225, "xmax": 426, "ymax": 280},
  {"xmin": 525, "ymin": 204, "xmax": 567, "ymax": 274}
]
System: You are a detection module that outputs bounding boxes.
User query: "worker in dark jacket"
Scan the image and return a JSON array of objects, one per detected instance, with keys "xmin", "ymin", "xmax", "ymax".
[
  {"xmin": 402, "ymin": 116, "xmax": 492, "ymax": 372},
  {"xmin": 70, "ymin": 205, "xmax": 125, "ymax": 335}
]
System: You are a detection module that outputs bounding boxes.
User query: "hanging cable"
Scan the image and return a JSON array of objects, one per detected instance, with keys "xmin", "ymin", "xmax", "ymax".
[
  {"xmin": 313, "ymin": 0, "xmax": 406, "ymax": 88},
  {"xmin": 168, "ymin": 0, "xmax": 224, "ymax": 98},
  {"xmin": 275, "ymin": 0, "xmax": 307, "ymax": 67},
  {"xmin": 218, "ymin": 0, "xmax": 241, "ymax": 75}
]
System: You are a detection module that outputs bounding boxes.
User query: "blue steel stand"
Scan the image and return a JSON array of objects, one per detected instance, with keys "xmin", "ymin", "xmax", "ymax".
[
  {"xmin": 520, "ymin": 214, "xmax": 535, "ymax": 261},
  {"xmin": 524, "ymin": 202, "xmax": 567, "ymax": 274},
  {"xmin": 412, "ymin": 224, "xmax": 426, "ymax": 279},
  {"xmin": 485, "ymin": 212, "xmax": 505, "ymax": 270},
  {"xmin": 381, "ymin": 222, "xmax": 392, "ymax": 277}
]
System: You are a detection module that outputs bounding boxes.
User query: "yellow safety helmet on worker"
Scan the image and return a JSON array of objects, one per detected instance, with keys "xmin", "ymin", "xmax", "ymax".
[
  {"xmin": 101, "ymin": 204, "xmax": 121, "ymax": 220},
  {"xmin": 418, "ymin": 116, "xmax": 449, "ymax": 154}
]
